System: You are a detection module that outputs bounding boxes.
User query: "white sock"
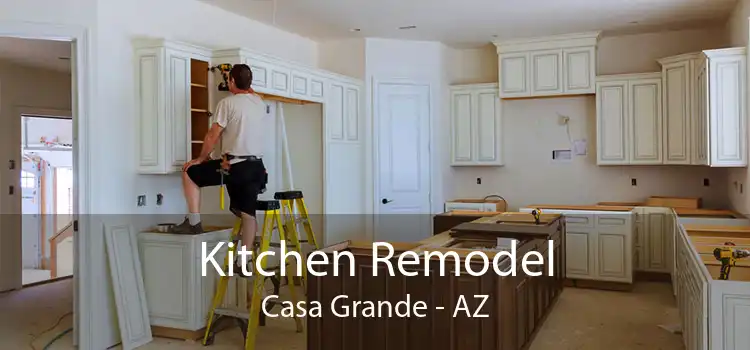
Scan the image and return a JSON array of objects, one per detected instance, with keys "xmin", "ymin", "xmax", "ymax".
[{"xmin": 188, "ymin": 213, "xmax": 201, "ymax": 225}]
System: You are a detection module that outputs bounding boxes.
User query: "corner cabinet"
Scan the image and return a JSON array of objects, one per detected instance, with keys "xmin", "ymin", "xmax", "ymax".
[
  {"xmin": 596, "ymin": 73, "xmax": 663, "ymax": 165},
  {"xmin": 493, "ymin": 32, "xmax": 600, "ymax": 99},
  {"xmin": 135, "ymin": 39, "xmax": 213, "ymax": 174},
  {"xmin": 449, "ymin": 83, "xmax": 503, "ymax": 166},
  {"xmin": 658, "ymin": 47, "xmax": 747, "ymax": 167}
]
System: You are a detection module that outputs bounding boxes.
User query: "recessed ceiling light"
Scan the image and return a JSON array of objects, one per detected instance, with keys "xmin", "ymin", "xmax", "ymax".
[
  {"xmin": 398, "ymin": 25, "xmax": 417, "ymax": 30},
  {"xmin": 350, "ymin": 28, "xmax": 361, "ymax": 32}
]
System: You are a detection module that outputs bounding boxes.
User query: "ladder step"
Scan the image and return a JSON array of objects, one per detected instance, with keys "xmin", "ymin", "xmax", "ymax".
[{"xmin": 215, "ymin": 308, "xmax": 250, "ymax": 319}]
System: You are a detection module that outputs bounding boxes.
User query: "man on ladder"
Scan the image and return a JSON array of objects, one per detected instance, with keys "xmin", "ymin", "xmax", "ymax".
[{"xmin": 170, "ymin": 63, "xmax": 267, "ymax": 259}]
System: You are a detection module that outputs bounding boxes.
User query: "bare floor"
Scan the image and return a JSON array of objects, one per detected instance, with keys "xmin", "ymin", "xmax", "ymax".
[{"xmin": 2, "ymin": 280, "xmax": 683, "ymax": 350}]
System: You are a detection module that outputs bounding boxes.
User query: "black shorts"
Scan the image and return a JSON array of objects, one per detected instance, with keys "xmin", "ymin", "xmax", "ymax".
[{"xmin": 186, "ymin": 158, "xmax": 268, "ymax": 216}]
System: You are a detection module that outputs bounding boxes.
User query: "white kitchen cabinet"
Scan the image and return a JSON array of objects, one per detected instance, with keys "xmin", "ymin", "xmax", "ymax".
[
  {"xmin": 137, "ymin": 228, "xmax": 232, "ymax": 331},
  {"xmin": 135, "ymin": 39, "xmax": 212, "ymax": 174},
  {"xmin": 494, "ymin": 32, "xmax": 600, "ymax": 99},
  {"xmin": 633, "ymin": 207, "xmax": 673, "ymax": 274},
  {"xmin": 658, "ymin": 48, "xmax": 747, "ymax": 167},
  {"xmin": 520, "ymin": 208, "xmax": 634, "ymax": 284},
  {"xmin": 449, "ymin": 83, "xmax": 503, "ymax": 166},
  {"xmin": 596, "ymin": 73, "xmax": 663, "ymax": 165}
]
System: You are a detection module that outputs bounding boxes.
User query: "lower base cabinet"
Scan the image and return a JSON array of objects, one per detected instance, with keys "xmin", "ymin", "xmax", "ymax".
[
  {"xmin": 308, "ymin": 221, "xmax": 565, "ymax": 350},
  {"xmin": 674, "ymin": 217, "xmax": 750, "ymax": 350},
  {"xmin": 137, "ymin": 228, "xmax": 231, "ymax": 331},
  {"xmin": 520, "ymin": 208, "xmax": 634, "ymax": 284}
]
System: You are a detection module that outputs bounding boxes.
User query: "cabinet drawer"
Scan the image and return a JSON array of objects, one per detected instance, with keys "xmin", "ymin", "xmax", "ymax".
[
  {"xmin": 563, "ymin": 213, "xmax": 594, "ymax": 227},
  {"xmin": 596, "ymin": 215, "xmax": 629, "ymax": 227}
]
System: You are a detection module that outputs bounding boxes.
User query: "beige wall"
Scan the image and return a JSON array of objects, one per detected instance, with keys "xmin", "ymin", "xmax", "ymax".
[
  {"xmin": 727, "ymin": 0, "xmax": 750, "ymax": 215},
  {"xmin": 281, "ymin": 103, "xmax": 324, "ymax": 243},
  {"xmin": 445, "ymin": 27, "xmax": 733, "ymax": 210}
]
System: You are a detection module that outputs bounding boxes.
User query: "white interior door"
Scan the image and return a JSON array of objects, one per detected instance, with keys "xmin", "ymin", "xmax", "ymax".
[
  {"xmin": 21, "ymin": 160, "xmax": 42, "ymax": 269},
  {"xmin": 375, "ymin": 81, "xmax": 431, "ymax": 242}
]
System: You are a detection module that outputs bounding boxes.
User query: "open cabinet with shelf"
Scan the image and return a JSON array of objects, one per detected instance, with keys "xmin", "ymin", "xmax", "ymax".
[{"xmin": 190, "ymin": 58, "xmax": 210, "ymax": 160}]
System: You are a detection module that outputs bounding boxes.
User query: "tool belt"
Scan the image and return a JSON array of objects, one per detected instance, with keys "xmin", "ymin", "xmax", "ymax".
[{"xmin": 224, "ymin": 154, "xmax": 262, "ymax": 161}]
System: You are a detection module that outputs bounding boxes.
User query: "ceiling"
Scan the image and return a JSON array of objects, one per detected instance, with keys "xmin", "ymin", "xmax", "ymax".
[
  {"xmin": 201, "ymin": 0, "xmax": 737, "ymax": 48},
  {"xmin": 0, "ymin": 37, "xmax": 71, "ymax": 73}
]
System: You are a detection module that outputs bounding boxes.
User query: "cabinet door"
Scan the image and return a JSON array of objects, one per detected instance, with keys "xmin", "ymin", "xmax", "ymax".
[
  {"xmin": 136, "ymin": 47, "xmax": 164, "ymax": 173},
  {"xmin": 596, "ymin": 81, "xmax": 629, "ymax": 164},
  {"xmin": 709, "ymin": 54, "xmax": 747, "ymax": 166},
  {"xmin": 531, "ymin": 50, "xmax": 563, "ymax": 95},
  {"xmin": 450, "ymin": 90, "xmax": 473, "ymax": 164},
  {"xmin": 166, "ymin": 49, "xmax": 191, "ymax": 170},
  {"xmin": 344, "ymin": 84, "xmax": 361, "ymax": 141},
  {"xmin": 499, "ymin": 53, "xmax": 530, "ymax": 97},
  {"xmin": 645, "ymin": 212, "xmax": 670, "ymax": 272},
  {"xmin": 290, "ymin": 69, "xmax": 311, "ymax": 101},
  {"xmin": 595, "ymin": 231, "xmax": 628, "ymax": 280},
  {"xmin": 326, "ymin": 82, "xmax": 345, "ymax": 141},
  {"xmin": 474, "ymin": 89, "xmax": 502, "ymax": 164},
  {"xmin": 693, "ymin": 59, "xmax": 709, "ymax": 165},
  {"xmin": 563, "ymin": 47, "xmax": 595, "ymax": 94},
  {"xmin": 662, "ymin": 61, "xmax": 692, "ymax": 164},
  {"xmin": 565, "ymin": 229, "xmax": 593, "ymax": 279},
  {"xmin": 594, "ymin": 214, "xmax": 632, "ymax": 282},
  {"xmin": 629, "ymin": 78, "xmax": 663, "ymax": 164}
]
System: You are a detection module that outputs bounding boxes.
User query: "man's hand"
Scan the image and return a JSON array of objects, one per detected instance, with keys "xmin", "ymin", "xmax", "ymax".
[
  {"xmin": 183, "ymin": 157, "xmax": 206, "ymax": 172},
  {"xmin": 221, "ymin": 158, "xmax": 230, "ymax": 171}
]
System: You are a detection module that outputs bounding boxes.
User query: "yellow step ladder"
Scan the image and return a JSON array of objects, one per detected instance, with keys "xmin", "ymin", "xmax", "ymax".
[
  {"xmin": 275, "ymin": 190, "xmax": 320, "ymax": 288},
  {"xmin": 202, "ymin": 191, "xmax": 318, "ymax": 349}
]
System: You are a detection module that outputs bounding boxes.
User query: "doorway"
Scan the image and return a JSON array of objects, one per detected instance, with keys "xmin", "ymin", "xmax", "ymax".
[{"xmin": 21, "ymin": 115, "xmax": 74, "ymax": 285}]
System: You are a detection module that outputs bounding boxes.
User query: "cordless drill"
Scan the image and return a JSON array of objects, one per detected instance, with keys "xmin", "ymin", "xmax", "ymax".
[
  {"xmin": 713, "ymin": 242, "xmax": 750, "ymax": 280},
  {"xmin": 210, "ymin": 63, "xmax": 233, "ymax": 91},
  {"xmin": 530, "ymin": 209, "xmax": 543, "ymax": 225}
]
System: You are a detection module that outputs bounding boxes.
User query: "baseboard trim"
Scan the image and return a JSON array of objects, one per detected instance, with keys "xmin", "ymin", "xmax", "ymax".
[
  {"xmin": 22, "ymin": 274, "xmax": 73, "ymax": 288},
  {"xmin": 564, "ymin": 278, "xmax": 634, "ymax": 292},
  {"xmin": 634, "ymin": 271, "xmax": 672, "ymax": 282}
]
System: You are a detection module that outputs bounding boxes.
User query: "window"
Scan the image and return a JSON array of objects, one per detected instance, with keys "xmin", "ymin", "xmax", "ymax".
[{"xmin": 21, "ymin": 170, "xmax": 36, "ymax": 188}]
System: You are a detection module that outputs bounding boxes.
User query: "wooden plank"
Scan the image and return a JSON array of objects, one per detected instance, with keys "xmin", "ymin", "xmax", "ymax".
[
  {"xmin": 524, "ymin": 204, "xmax": 635, "ymax": 211},
  {"xmin": 646, "ymin": 196, "xmax": 700, "ymax": 209},
  {"xmin": 258, "ymin": 92, "xmax": 315, "ymax": 105},
  {"xmin": 674, "ymin": 208, "xmax": 743, "ymax": 218},
  {"xmin": 597, "ymin": 201, "xmax": 645, "ymax": 206}
]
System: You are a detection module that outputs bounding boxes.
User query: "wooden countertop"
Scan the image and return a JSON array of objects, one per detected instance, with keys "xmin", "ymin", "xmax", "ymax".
[
  {"xmin": 525, "ymin": 203, "xmax": 743, "ymax": 218},
  {"xmin": 524, "ymin": 204, "xmax": 636, "ymax": 211}
]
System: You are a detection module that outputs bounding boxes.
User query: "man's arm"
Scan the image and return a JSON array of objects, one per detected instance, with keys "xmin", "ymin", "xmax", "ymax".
[{"xmin": 197, "ymin": 123, "xmax": 223, "ymax": 161}]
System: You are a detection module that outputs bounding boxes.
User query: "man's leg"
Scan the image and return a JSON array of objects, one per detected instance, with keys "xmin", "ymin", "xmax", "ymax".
[
  {"xmin": 171, "ymin": 159, "xmax": 223, "ymax": 234},
  {"xmin": 182, "ymin": 170, "xmax": 201, "ymax": 224}
]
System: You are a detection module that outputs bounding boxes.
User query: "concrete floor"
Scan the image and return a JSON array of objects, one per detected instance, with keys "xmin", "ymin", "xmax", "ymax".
[{"xmin": 2, "ymin": 279, "xmax": 683, "ymax": 350}]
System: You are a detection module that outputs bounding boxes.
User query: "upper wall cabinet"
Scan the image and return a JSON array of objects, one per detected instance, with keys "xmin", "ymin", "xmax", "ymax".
[
  {"xmin": 596, "ymin": 73, "xmax": 663, "ymax": 165},
  {"xmin": 449, "ymin": 83, "xmax": 503, "ymax": 166},
  {"xmin": 493, "ymin": 32, "xmax": 601, "ymax": 99},
  {"xmin": 213, "ymin": 49, "xmax": 327, "ymax": 104},
  {"xmin": 134, "ymin": 39, "xmax": 212, "ymax": 174},
  {"xmin": 658, "ymin": 48, "xmax": 747, "ymax": 167}
]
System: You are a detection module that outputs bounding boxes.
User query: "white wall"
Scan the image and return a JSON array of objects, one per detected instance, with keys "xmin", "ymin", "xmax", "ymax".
[
  {"xmin": 0, "ymin": 60, "xmax": 71, "ymax": 290},
  {"xmin": 727, "ymin": 0, "xmax": 750, "ymax": 215},
  {"xmin": 444, "ymin": 27, "xmax": 734, "ymax": 210},
  {"xmin": 318, "ymin": 39, "xmax": 366, "ymax": 80}
]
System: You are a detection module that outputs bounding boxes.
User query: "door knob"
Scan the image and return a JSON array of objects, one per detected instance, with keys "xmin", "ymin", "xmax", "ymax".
[{"xmin": 382, "ymin": 198, "xmax": 393, "ymax": 204}]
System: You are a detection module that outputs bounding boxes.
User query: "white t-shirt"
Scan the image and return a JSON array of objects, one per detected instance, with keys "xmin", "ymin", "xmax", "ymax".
[{"xmin": 210, "ymin": 93, "xmax": 266, "ymax": 160}]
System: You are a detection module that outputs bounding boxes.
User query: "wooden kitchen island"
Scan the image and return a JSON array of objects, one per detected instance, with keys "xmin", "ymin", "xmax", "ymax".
[{"xmin": 307, "ymin": 213, "xmax": 566, "ymax": 350}]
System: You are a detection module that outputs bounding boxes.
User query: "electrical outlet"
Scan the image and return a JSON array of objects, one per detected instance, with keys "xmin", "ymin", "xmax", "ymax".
[
  {"xmin": 631, "ymin": 178, "xmax": 637, "ymax": 186},
  {"xmin": 476, "ymin": 177, "xmax": 482, "ymax": 185},
  {"xmin": 557, "ymin": 115, "xmax": 570, "ymax": 125},
  {"xmin": 704, "ymin": 178, "xmax": 710, "ymax": 187},
  {"xmin": 137, "ymin": 195, "xmax": 146, "ymax": 207},
  {"xmin": 156, "ymin": 193, "xmax": 163, "ymax": 206}
]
